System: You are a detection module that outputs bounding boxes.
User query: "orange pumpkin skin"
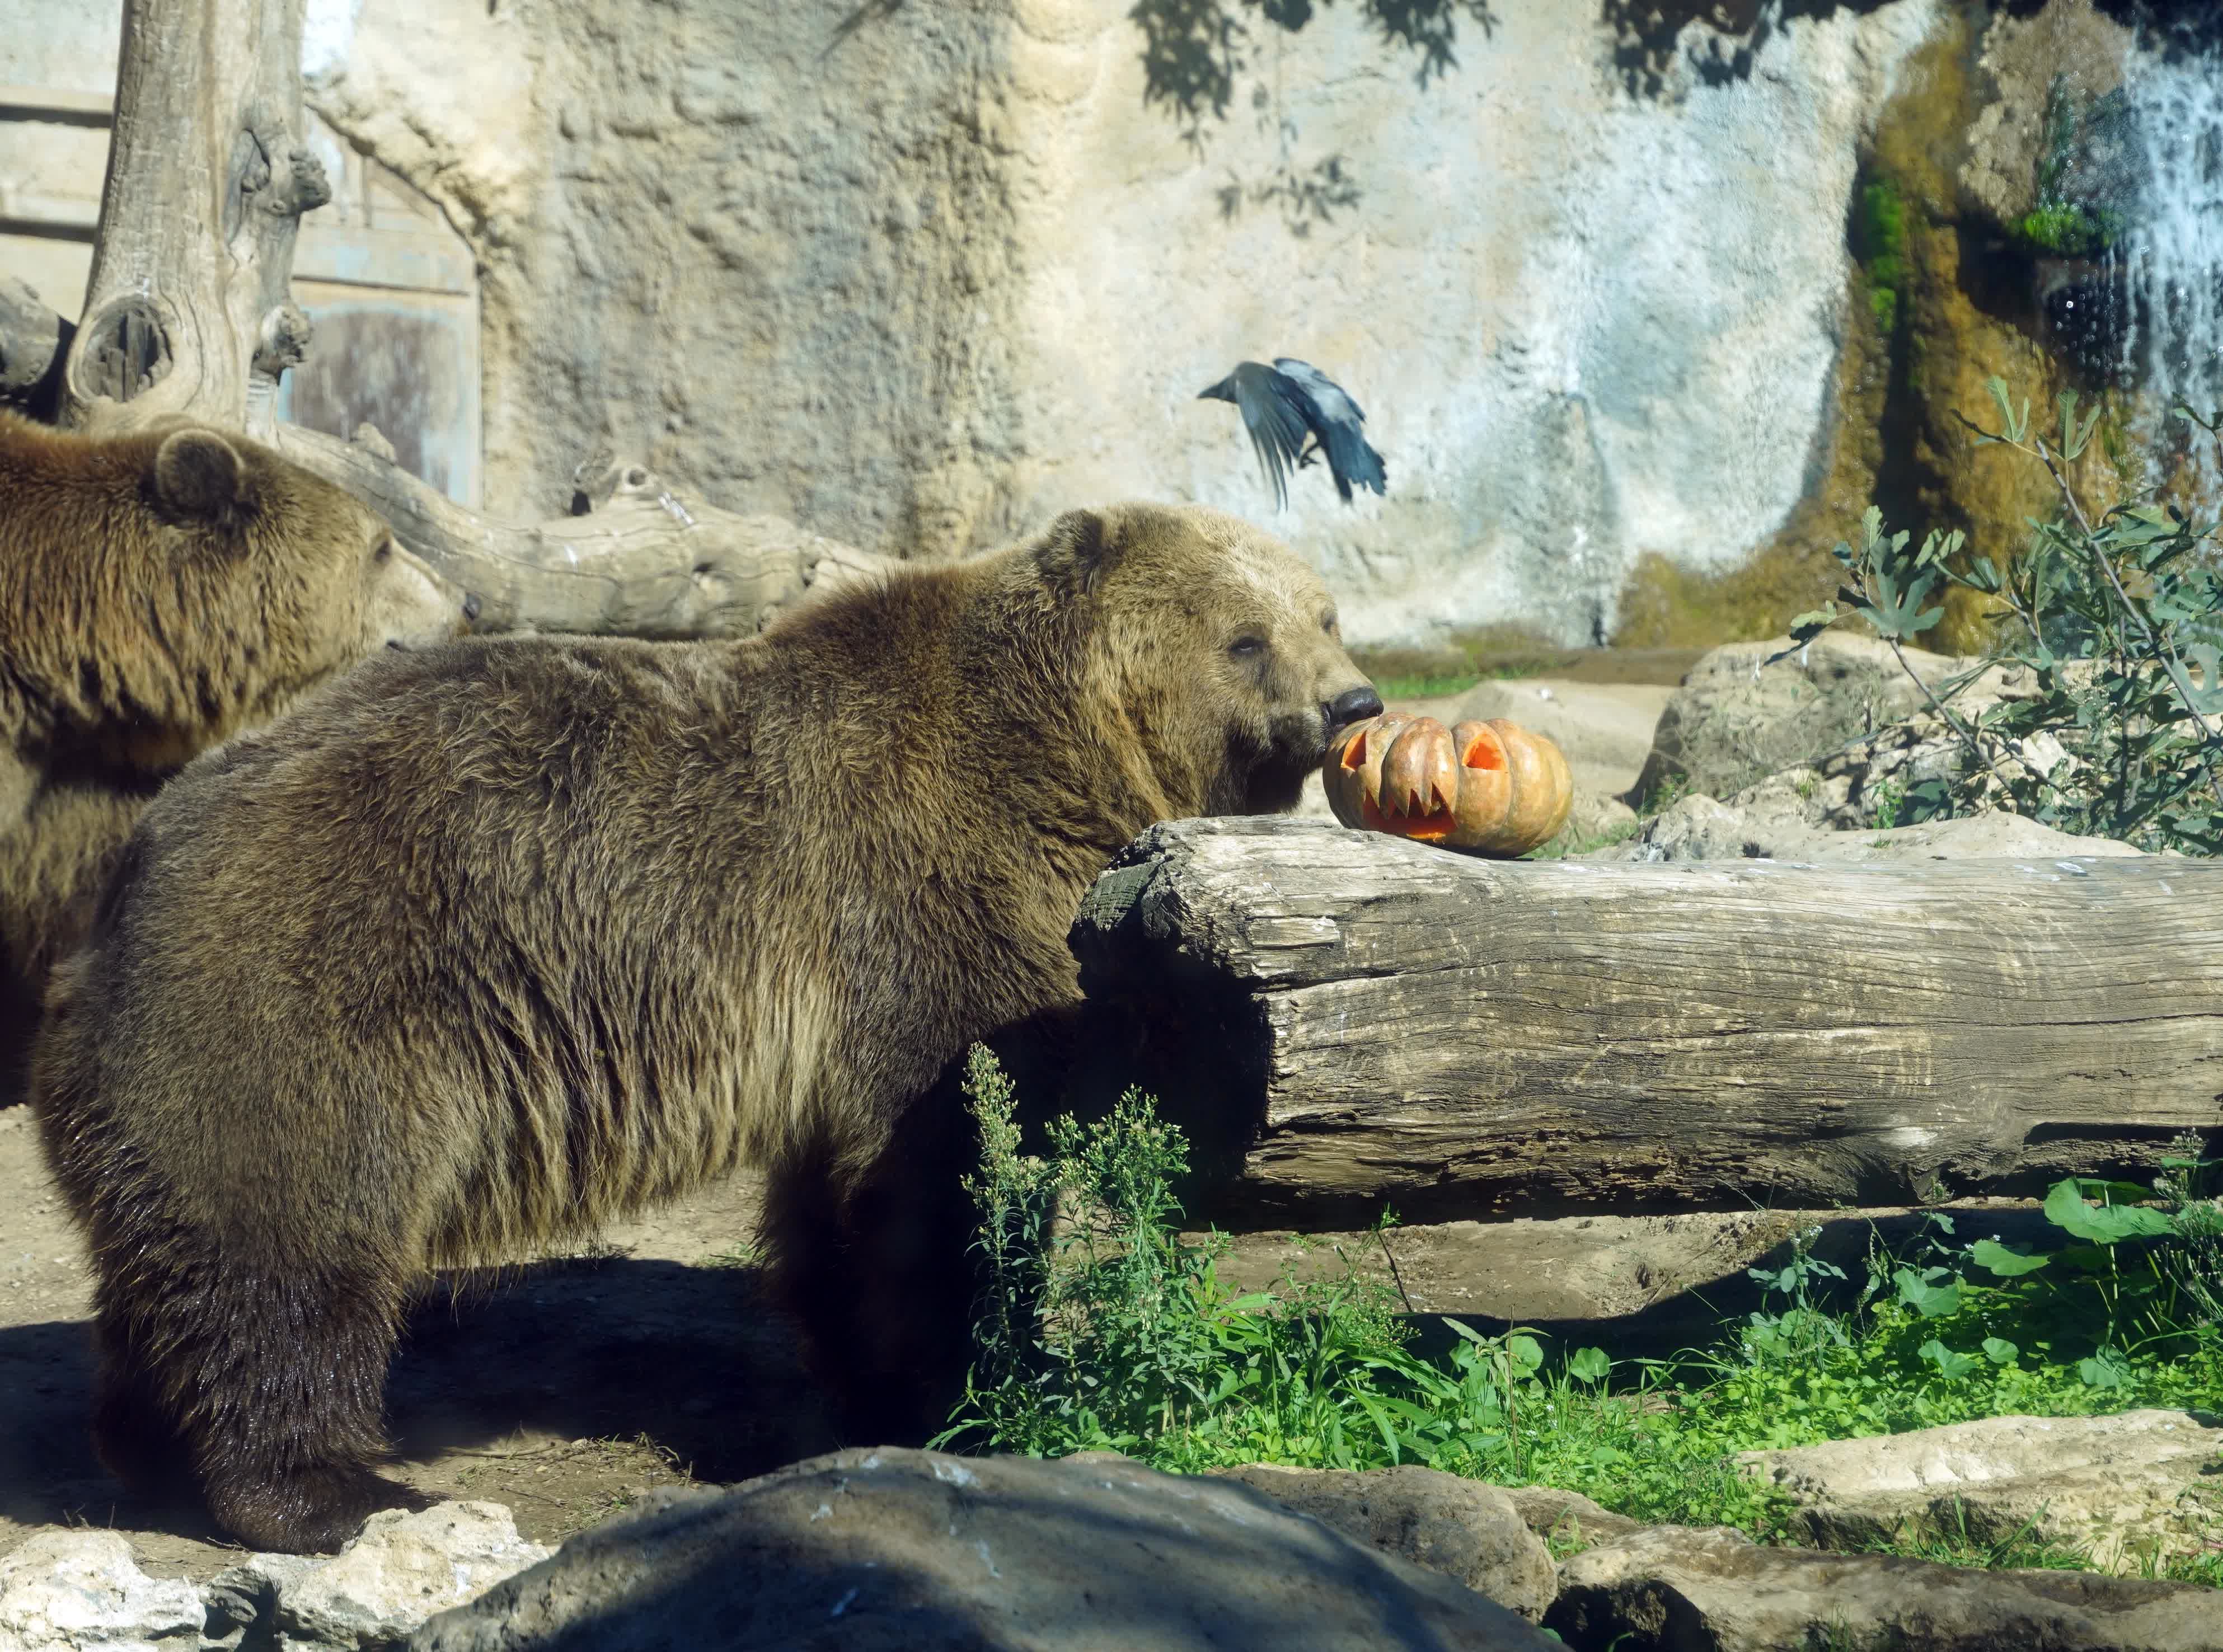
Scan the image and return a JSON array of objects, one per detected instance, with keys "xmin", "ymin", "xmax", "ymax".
[{"xmin": 1325, "ymin": 714, "xmax": 1573, "ymax": 856}]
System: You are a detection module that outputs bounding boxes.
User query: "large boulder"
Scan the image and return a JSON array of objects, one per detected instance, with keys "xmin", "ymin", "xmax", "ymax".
[
  {"xmin": 0, "ymin": 1531, "xmax": 203, "ymax": 1652},
  {"xmin": 1547, "ymin": 1523, "xmax": 2221, "ymax": 1652},
  {"xmin": 203, "ymin": 1501, "xmax": 551, "ymax": 1652},
  {"xmin": 1500, "ymin": 1485, "xmax": 1643, "ymax": 1550},
  {"xmin": 1601, "ymin": 789, "xmax": 2145, "ymax": 864},
  {"xmin": 1628, "ymin": 634, "xmax": 1972, "ymax": 806},
  {"xmin": 1738, "ymin": 1411, "xmax": 2223, "ymax": 1576},
  {"xmin": 406, "ymin": 1448, "xmax": 1559, "ymax": 1650},
  {"xmin": 1206, "ymin": 1462, "xmax": 1559, "ymax": 1621}
]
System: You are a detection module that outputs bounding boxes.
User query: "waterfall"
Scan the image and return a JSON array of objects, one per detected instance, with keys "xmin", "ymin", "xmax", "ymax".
[{"xmin": 2116, "ymin": 34, "xmax": 2223, "ymax": 503}]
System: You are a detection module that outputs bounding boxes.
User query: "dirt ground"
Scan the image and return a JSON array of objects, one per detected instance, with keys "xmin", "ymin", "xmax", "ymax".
[{"xmin": 0, "ymin": 1104, "xmax": 837, "ymax": 1581}]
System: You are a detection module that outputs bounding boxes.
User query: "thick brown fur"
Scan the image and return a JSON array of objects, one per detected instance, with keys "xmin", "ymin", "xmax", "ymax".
[
  {"xmin": 0, "ymin": 411, "xmax": 473, "ymax": 1100},
  {"xmin": 31, "ymin": 501, "xmax": 1378, "ymax": 1554}
]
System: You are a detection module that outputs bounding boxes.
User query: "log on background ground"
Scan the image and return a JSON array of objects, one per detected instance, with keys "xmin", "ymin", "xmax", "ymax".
[{"xmin": 1071, "ymin": 818, "xmax": 2223, "ymax": 1230}]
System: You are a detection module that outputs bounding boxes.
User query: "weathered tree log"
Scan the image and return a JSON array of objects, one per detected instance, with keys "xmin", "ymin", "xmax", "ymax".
[
  {"xmin": 61, "ymin": 0, "xmax": 327, "ymax": 435},
  {"xmin": 0, "ymin": 275, "xmax": 71, "ymax": 420},
  {"xmin": 271, "ymin": 425, "xmax": 900, "ymax": 637},
  {"xmin": 1070, "ymin": 818, "xmax": 2223, "ymax": 1228}
]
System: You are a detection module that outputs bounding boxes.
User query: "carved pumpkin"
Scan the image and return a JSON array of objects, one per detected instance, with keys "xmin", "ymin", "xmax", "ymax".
[{"xmin": 1323, "ymin": 712, "xmax": 1574, "ymax": 856}]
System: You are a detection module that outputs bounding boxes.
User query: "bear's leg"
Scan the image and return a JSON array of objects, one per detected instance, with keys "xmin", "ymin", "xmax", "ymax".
[
  {"xmin": 760, "ymin": 1110, "xmax": 979, "ymax": 1446},
  {"xmin": 91, "ymin": 1247, "xmax": 424, "ymax": 1553},
  {"xmin": 87, "ymin": 1325, "xmax": 196, "ymax": 1498}
]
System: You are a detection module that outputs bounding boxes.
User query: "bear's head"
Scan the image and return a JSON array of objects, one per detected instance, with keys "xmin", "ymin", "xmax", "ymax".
[
  {"xmin": 99, "ymin": 423, "xmax": 477, "ymax": 767},
  {"xmin": 1026, "ymin": 502, "xmax": 1381, "ymax": 816}
]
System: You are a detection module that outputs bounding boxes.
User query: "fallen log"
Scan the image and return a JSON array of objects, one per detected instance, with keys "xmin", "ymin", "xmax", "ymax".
[
  {"xmin": 1069, "ymin": 818, "xmax": 2223, "ymax": 1228},
  {"xmin": 271, "ymin": 428, "xmax": 895, "ymax": 638}
]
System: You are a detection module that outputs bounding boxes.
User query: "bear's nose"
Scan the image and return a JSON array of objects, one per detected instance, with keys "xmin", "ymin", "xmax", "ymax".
[
  {"xmin": 1326, "ymin": 686, "xmax": 1383, "ymax": 728},
  {"xmin": 462, "ymin": 592, "xmax": 484, "ymax": 623}
]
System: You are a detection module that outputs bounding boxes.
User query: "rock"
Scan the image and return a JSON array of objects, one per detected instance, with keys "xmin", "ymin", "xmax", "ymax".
[
  {"xmin": 1961, "ymin": 1, "xmax": 2135, "ymax": 232},
  {"xmin": 1206, "ymin": 1462, "xmax": 1558, "ymax": 1620},
  {"xmin": 1600, "ymin": 790, "xmax": 2145, "ymax": 864},
  {"xmin": 1500, "ymin": 1485, "xmax": 1644, "ymax": 1551},
  {"xmin": 406, "ymin": 1447, "xmax": 1559, "ymax": 1651},
  {"xmin": 1547, "ymin": 1523, "xmax": 2222, "ymax": 1652},
  {"xmin": 0, "ymin": 1531, "xmax": 201, "ymax": 1652},
  {"xmin": 1614, "ymin": 637, "xmax": 2146, "ymax": 862},
  {"xmin": 1199, "ymin": 1202, "xmax": 2063, "ymax": 1332},
  {"xmin": 1738, "ymin": 1411, "xmax": 2223, "ymax": 1576},
  {"xmin": 1630, "ymin": 634, "xmax": 1977, "ymax": 807},
  {"xmin": 204, "ymin": 1502, "xmax": 550, "ymax": 1652}
]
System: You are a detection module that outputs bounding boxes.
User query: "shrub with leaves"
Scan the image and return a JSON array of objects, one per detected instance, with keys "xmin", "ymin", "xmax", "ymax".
[
  {"xmin": 934, "ymin": 1050, "xmax": 2221, "ymax": 1564},
  {"xmin": 1781, "ymin": 384, "xmax": 2223, "ymax": 852},
  {"xmin": 936, "ymin": 1045, "xmax": 1422, "ymax": 1463}
]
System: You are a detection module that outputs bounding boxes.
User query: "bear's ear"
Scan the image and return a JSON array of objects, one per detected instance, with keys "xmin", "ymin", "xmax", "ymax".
[
  {"xmin": 1032, "ymin": 508, "xmax": 1120, "ymax": 599},
  {"xmin": 153, "ymin": 429, "xmax": 251, "ymax": 525}
]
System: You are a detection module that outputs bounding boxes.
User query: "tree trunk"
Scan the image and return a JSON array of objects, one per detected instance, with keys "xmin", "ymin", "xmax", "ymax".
[
  {"xmin": 40, "ymin": 0, "xmax": 901, "ymax": 633},
  {"xmin": 60, "ymin": 0, "xmax": 326, "ymax": 437},
  {"xmin": 1069, "ymin": 818, "xmax": 2223, "ymax": 1229}
]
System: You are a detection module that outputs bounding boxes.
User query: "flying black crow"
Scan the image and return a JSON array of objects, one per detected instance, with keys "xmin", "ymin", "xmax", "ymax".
[{"xmin": 1198, "ymin": 358, "xmax": 1388, "ymax": 509}]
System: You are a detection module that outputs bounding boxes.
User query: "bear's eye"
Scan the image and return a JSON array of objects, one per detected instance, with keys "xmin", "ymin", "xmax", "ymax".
[
  {"xmin": 1321, "ymin": 611, "xmax": 1339, "ymax": 637},
  {"xmin": 1228, "ymin": 635, "xmax": 1267, "ymax": 659},
  {"xmin": 373, "ymin": 538, "xmax": 394, "ymax": 565}
]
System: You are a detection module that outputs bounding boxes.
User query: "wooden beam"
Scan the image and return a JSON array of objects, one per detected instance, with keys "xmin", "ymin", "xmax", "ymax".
[{"xmin": 1070, "ymin": 818, "xmax": 2223, "ymax": 1228}]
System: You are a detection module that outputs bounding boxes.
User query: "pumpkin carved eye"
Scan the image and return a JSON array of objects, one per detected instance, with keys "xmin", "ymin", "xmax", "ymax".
[{"xmin": 1322, "ymin": 713, "xmax": 1573, "ymax": 856}]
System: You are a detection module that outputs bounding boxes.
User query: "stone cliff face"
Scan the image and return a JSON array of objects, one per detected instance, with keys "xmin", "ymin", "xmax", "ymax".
[{"xmin": 302, "ymin": 0, "xmax": 1949, "ymax": 646}]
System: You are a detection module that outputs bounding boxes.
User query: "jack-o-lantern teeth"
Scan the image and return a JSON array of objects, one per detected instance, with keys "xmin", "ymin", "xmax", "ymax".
[{"xmin": 1379, "ymin": 720, "xmax": 1458, "ymax": 819}]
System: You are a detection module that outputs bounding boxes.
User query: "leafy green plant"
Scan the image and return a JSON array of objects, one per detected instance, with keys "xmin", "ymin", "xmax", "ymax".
[
  {"xmin": 939, "ymin": 1052, "xmax": 2222, "ymax": 1563},
  {"xmin": 1780, "ymin": 384, "xmax": 2223, "ymax": 853}
]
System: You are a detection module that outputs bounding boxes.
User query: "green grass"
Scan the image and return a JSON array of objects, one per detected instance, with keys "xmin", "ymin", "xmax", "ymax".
[
  {"xmin": 1372, "ymin": 672, "xmax": 1486, "ymax": 701},
  {"xmin": 937, "ymin": 1050, "xmax": 2223, "ymax": 1573}
]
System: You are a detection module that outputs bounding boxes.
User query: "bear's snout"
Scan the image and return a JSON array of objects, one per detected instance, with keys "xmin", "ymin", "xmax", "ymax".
[{"xmin": 1326, "ymin": 685, "xmax": 1383, "ymax": 729}]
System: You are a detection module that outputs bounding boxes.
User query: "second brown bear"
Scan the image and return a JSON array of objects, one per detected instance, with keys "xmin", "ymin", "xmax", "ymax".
[
  {"xmin": 32, "ymin": 501, "xmax": 1382, "ymax": 1554},
  {"xmin": 0, "ymin": 411, "xmax": 475, "ymax": 1102}
]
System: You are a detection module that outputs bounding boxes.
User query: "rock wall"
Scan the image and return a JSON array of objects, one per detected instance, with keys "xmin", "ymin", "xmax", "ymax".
[{"xmin": 294, "ymin": 0, "xmax": 1948, "ymax": 646}]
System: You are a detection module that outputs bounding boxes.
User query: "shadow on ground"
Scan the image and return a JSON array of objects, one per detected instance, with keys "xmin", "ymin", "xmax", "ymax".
[{"xmin": 0, "ymin": 1251, "xmax": 837, "ymax": 1575}]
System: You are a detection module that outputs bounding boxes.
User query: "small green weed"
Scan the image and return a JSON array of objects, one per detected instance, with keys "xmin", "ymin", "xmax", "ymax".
[{"xmin": 938, "ymin": 1052, "xmax": 2223, "ymax": 1570}]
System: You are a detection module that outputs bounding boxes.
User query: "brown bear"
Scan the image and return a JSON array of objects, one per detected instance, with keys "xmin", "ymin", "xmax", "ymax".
[
  {"xmin": 0, "ymin": 411, "xmax": 476, "ymax": 1101},
  {"xmin": 31, "ymin": 500, "xmax": 1380, "ymax": 1554}
]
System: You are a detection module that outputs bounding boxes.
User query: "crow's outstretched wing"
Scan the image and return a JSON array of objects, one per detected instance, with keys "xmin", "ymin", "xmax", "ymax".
[
  {"xmin": 1273, "ymin": 358, "xmax": 1388, "ymax": 503},
  {"xmin": 1230, "ymin": 360, "xmax": 1312, "ymax": 511}
]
